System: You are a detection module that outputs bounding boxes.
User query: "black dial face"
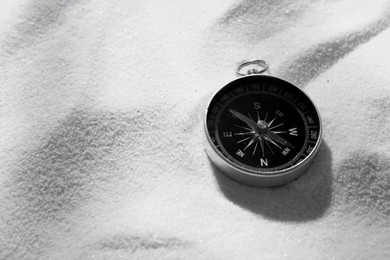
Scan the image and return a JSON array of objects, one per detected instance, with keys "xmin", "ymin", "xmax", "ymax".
[{"xmin": 206, "ymin": 75, "xmax": 321, "ymax": 174}]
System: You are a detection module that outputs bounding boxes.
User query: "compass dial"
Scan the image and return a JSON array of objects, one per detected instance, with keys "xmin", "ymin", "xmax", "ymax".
[{"xmin": 205, "ymin": 75, "xmax": 321, "ymax": 185}]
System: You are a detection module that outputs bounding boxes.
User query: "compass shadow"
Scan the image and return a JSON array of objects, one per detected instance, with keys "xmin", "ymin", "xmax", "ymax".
[{"xmin": 212, "ymin": 141, "xmax": 333, "ymax": 222}]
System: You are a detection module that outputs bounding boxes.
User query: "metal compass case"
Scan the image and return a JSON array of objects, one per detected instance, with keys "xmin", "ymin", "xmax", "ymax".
[{"xmin": 204, "ymin": 60, "xmax": 322, "ymax": 187}]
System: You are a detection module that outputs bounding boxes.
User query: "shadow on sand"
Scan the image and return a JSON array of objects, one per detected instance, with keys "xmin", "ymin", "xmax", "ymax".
[{"xmin": 212, "ymin": 141, "xmax": 333, "ymax": 222}]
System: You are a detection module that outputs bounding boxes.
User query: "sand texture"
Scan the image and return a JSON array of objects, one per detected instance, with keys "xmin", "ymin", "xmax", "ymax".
[{"xmin": 0, "ymin": 0, "xmax": 390, "ymax": 259}]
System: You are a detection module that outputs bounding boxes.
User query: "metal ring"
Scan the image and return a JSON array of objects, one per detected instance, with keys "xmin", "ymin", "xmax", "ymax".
[{"xmin": 236, "ymin": 59, "xmax": 269, "ymax": 77}]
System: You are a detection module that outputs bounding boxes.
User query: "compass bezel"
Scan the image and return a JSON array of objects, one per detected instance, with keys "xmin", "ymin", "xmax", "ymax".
[{"xmin": 204, "ymin": 74, "xmax": 322, "ymax": 187}]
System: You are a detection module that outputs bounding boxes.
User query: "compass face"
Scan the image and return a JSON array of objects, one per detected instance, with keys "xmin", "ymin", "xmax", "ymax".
[{"xmin": 205, "ymin": 75, "xmax": 321, "ymax": 174}]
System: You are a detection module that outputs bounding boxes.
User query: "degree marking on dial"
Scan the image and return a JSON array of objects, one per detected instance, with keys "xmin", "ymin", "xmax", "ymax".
[{"xmin": 216, "ymin": 101, "xmax": 224, "ymax": 107}]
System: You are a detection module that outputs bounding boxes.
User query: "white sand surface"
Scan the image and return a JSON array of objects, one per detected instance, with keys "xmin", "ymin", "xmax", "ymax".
[{"xmin": 0, "ymin": 0, "xmax": 389, "ymax": 259}]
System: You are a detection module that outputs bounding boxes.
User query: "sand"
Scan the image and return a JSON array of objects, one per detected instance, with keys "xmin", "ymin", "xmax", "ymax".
[{"xmin": 0, "ymin": 0, "xmax": 389, "ymax": 259}]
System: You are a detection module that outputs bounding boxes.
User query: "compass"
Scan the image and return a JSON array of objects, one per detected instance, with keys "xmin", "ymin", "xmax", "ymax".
[{"xmin": 204, "ymin": 60, "xmax": 322, "ymax": 187}]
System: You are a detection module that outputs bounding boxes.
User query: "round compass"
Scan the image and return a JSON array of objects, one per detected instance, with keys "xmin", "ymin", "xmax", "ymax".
[{"xmin": 204, "ymin": 60, "xmax": 322, "ymax": 187}]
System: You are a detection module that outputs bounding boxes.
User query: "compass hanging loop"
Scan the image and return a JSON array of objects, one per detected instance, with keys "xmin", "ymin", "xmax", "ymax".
[{"xmin": 236, "ymin": 59, "xmax": 269, "ymax": 77}]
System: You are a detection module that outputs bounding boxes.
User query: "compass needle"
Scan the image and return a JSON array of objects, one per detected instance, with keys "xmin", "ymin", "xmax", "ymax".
[
  {"xmin": 264, "ymin": 135, "xmax": 282, "ymax": 149},
  {"xmin": 258, "ymin": 136, "xmax": 265, "ymax": 156},
  {"xmin": 268, "ymin": 131, "xmax": 295, "ymax": 149},
  {"xmin": 229, "ymin": 109, "xmax": 257, "ymax": 130},
  {"xmin": 265, "ymin": 139, "xmax": 274, "ymax": 155}
]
